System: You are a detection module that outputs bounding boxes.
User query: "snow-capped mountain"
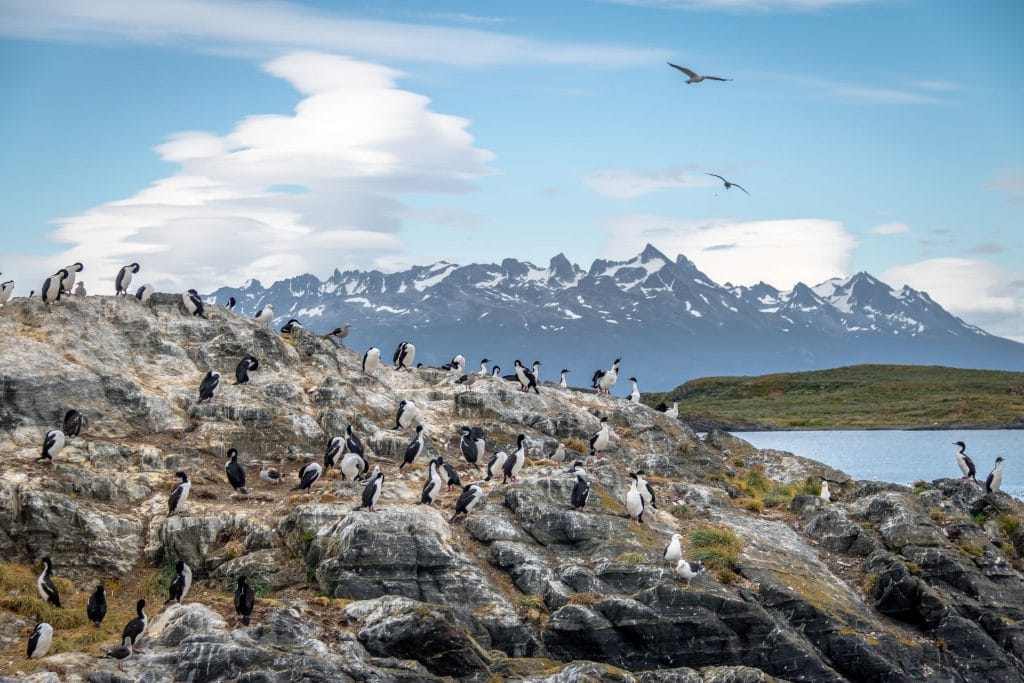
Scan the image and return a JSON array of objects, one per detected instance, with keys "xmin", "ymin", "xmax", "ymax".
[{"xmin": 209, "ymin": 244, "xmax": 1024, "ymax": 391}]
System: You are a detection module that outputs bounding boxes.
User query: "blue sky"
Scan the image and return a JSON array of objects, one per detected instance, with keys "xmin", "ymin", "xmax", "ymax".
[{"xmin": 1, "ymin": 0, "xmax": 1022, "ymax": 338}]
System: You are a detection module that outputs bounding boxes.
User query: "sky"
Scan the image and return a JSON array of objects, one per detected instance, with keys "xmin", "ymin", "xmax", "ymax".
[{"xmin": 1, "ymin": 0, "xmax": 1022, "ymax": 340}]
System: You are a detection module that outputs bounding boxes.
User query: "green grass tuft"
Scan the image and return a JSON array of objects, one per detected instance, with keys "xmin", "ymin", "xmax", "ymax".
[
  {"xmin": 688, "ymin": 526, "xmax": 743, "ymax": 572},
  {"xmin": 614, "ymin": 551, "xmax": 644, "ymax": 564}
]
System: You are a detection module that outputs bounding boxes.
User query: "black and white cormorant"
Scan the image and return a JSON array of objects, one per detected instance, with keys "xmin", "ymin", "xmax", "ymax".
[
  {"xmin": 393, "ymin": 399, "xmax": 418, "ymax": 430},
  {"xmin": 568, "ymin": 461, "xmax": 590, "ymax": 510},
  {"xmin": 280, "ymin": 318, "xmax": 303, "ymax": 334},
  {"xmin": 60, "ymin": 262, "xmax": 83, "ymax": 294},
  {"xmin": 225, "ymin": 449, "xmax": 248, "ymax": 494},
  {"xmin": 135, "ymin": 284, "xmax": 154, "ymax": 303},
  {"xmin": 197, "ymin": 371, "xmax": 221, "ymax": 403},
  {"xmin": 340, "ymin": 451, "xmax": 368, "ymax": 482},
  {"xmin": 225, "ymin": 296, "xmax": 236, "ymax": 311},
  {"xmin": 512, "ymin": 360, "xmax": 540, "ymax": 394},
  {"xmin": 0, "ymin": 279, "xmax": 14, "ymax": 306},
  {"xmin": 449, "ymin": 484, "xmax": 484, "ymax": 523},
  {"xmin": 234, "ymin": 576, "xmax": 255, "ymax": 625},
  {"xmin": 393, "ymin": 341, "xmax": 416, "ymax": 371},
  {"xmin": 63, "ymin": 409, "xmax": 85, "ymax": 437},
  {"xmin": 345, "ymin": 424, "xmax": 364, "ymax": 457},
  {"xmin": 39, "ymin": 428, "xmax": 65, "ymax": 463},
  {"xmin": 254, "ymin": 304, "xmax": 274, "ymax": 326},
  {"xmin": 442, "ymin": 460, "xmax": 462, "ymax": 491},
  {"xmin": 460, "ymin": 426, "xmax": 485, "ymax": 470},
  {"xmin": 168, "ymin": 471, "xmax": 190, "ymax": 515},
  {"xmin": 121, "ymin": 599, "xmax": 148, "ymax": 653},
  {"xmin": 490, "ymin": 365, "xmax": 502, "ymax": 378},
  {"xmin": 42, "ymin": 269, "xmax": 67, "ymax": 305},
  {"xmin": 592, "ymin": 357, "xmax": 621, "ymax": 395},
  {"xmin": 166, "ymin": 560, "xmax": 192, "ymax": 604},
  {"xmin": 27, "ymin": 623, "xmax": 53, "ymax": 660},
  {"xmin": 986, "ymin": 457, "xmax": 1006, "ymax": 494},
  {"xmin": 485, "ymin": 452, "xmax": 508, "ymax": 482},
  {"xmin": 235, "ymin": 355, "xmax": 259, "ymax": 385},
  {"xmin": 355, "ymin": 467, "xmax": 384, "ymax": 511},
  {"xmin": 627, "ymin": 377, "xmax": 640, "ymax": 403},
  {"xmin": 292, "ymin": 462, "xmax": 323, "ymax": 491},
  {"xmin": 589, "ymin": 417, "xmax": 610, "ymax": 457},
  {"xmin": 419, "ymin": 458, "xmax": 444, "ymax": 505},
  {"xmin": 362, "ymin": 347, "xmax": 381, "ymax": 374},
  {"xmin": 559, "ymin": 369, "xmax": 570, "ymax": 388},
  {"xmin": 87, "ymin": 584, "xmax": 107, "ymax": 627},
  {"xmin": 37, "ymin": 557, "xmax": 60, "ymax": 607},
  {"xmin": 502, "ymin": 434, "xmax": 527, "ymax": 483},
  {"xmin": 626, "ymin": 472, "xmax": 645, "ymax": 524},
  {"xmin": 324, "ymin": 435, "xmax": 344, "ymax": 470},
  {"xmin": 183, "ymin": 289, "xmax": 207, "ymax": 319},
  {"xmin": 636, "ymin": 470, "xmax": 657, "ymax": 509},
  {"xmin": 115, "ymin": 263, "xmax": 140, "ymax": 296},
  {"xmin": 400, "ymin": 425, "xmax": 425, "ymax": 470},
  {"xmin": 477, "ymin": 358, "xmax": 490, "ymax": 376},
  {"xmin": 954, "ymin": 441, "xmax": 977, "ymax": 481}
]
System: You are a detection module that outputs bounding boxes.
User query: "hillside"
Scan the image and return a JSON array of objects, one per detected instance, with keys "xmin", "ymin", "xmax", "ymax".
[
  {"xmin": 207, "ymin": 245, "xmax": 1024, "ymax": 390},
  {"xmin": 648, "ymin": 365, "xmax": 1024, "ymax": 430},
  {"xmin": 4, "ymin": 296, "xmax": 1024, "ymax": 680}
]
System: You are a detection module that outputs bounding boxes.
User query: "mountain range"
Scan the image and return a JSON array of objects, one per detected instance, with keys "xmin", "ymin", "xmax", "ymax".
[{"xmin": 209, "ymin": 244, "xmax": 1024, "ymax": 391}]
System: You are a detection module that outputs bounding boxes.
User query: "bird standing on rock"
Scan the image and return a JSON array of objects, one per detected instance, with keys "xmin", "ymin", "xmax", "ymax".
[
  {"xmin": 394, "ymin": 399, "xmax": 418, "ymax": 430},
  {"xmin": 664, "ymin": 534, "xmax": 682, "ymax": 563},
  {"xmin": 135, "ymin": 284, "xmax": 153, "ymax": 303},
  {"xmin": 168, "ymin": 471, "xmax": 190, "ymax": 515},
  {"xmin": 420, "ymin": 458, "xmax": 444, "ymax": 505},
  {"xmin": 121, "ymin": 599, "xmax": 148, "ymax": 653},
  {"xmin": 559, "ymin": 369, "xmax": 570, "ymax": 388},
  {"xmin": 60, "ymin": 263, "xmax": 83, "ymax": 295},
  {"xmin": 27, "ymin": 623, "xmax": 53, "ymax": 660},
  {"xmin": 182, "ymin": 289, "xmax": 207, "ymax": 319},
  {"xmin": 166, "ymin": 560, "xmax": 192, "ymax": 604},
  {"xmin": 37, "ymin": 557, "xmax": 61, "ymax": 607},
  {"xmin": 115, "ymin": 263, "xmax": 140, "ymax": 296},
  {"xmin": 401, "ymin": 425, "xmax": 426, "ymax": 470},
  {"xmin": 636, "ymin": 470, "xmax": 657, "ymax": 510},
  {"xmin": 259, "ymin": 463, "xmax": 286, "ymax": 485},
  {"xmin": 355, "ymin": 467, "xmax": 384, "ymax": 511},
  {"xmin": 39, "ymin": 428, "xmax": 64, "ymax": 464},
  {"xmin": 590, "ymin": 417, "xmax": 611, "ymax": 457},
  {"xmin": 293, "ymin": 462, "xmax": 323, "ymax": 491},
  {"xmin": 234, "ymin": 576, "xmax": 255, "ymax": 626},
  {"xmin": 87, "ymin": 585, "xmax": 107, "ymax": 627},
  {"xmin": 513, "ymin": 360, "xmax": 540, "ymax": 394},
  {"xmin": 393, "ymin": 341, "xmax": 416, "ymax": 371},
  {"xmin": 454, "ymin": 373, "xmax": 477, "ymax": 391},
  {"xmin": 626, "ymin": 472, "xmax": 645, "ymax": 524},
  {"xmin": 63, "ymin": 410, "xmax": 84, "ymax": 437},
  {"xmin": 954, "ymin": 441, "xmax": 976, "ymax": 481},
  {"xmin": 41, "ymin": 270, "xmax": 67, "ymax": 305},
  {"xmin": 280, "ymin": 318, "xmax": 303, "ymax": 334},
  {"xmin": 568, "ymin": 461, "xmax": 590, "ymax": 510},
  {"xmin": 460, "ymin": 427, "xmax": 485, "ymax": 470},
  {"xmin": 362, "ymin": 347, "xmax": 381, "ymax": 374},
  {"xmin": 627, "ymin": 377, "xmax": 641, "ymax": 403},
  {"xmin": 225, "ymin": 449, "xmax": 248, "ymax": 494},
  {"xmin": 328, "ymin": 323, "xmax": 350, "ymax": 346},
  {"xmin": 197, "ymin": 371, "xmax": 221, "ymax": 403},
  {"xmin": 986, "ymin": 457, "xmax": 1006, "ymax": 494},
  {"xmin": 502, "ymin": 434, "xmax": 527, "ymax": 483},
  {"xmin": 592, "ymin": 358, "xmax": 620, "ymax": 395},
  {"xmin": 235, "ymin": 355, "xmax": 259, "ymax": 385},
  {"xmin": 676, "ymin": 559, "xmax": 705, "ymax": 585},
  {"xmin": 820, "ymin": 479, "xmax": 831, "ymax": 503},
  {"xmin": 254, "ymin": 304, "xmax": 274, "ymax": 326},
  {"xmin": 101, "ymin": 637, "xmax": 133, "ymax": 672},
  {"xmin": 449, "ymin": 484, "xmax": 484, "ymax": 523}
]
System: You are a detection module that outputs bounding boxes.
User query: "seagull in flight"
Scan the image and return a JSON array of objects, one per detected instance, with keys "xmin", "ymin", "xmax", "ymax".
[
  {"xmin": 707, "ymin": 173, "xmax": 750, "ymax": 196},
  {"xmin": 667, "ymin": 62, "xmax": 732, "ymax": 84}
]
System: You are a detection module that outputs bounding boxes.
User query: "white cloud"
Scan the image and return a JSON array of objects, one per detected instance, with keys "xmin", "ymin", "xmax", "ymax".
[
  {"xmin": 0, "ymin": 0, "xmax": 664, "ymax": 68},
  {"xmin": 585, "ymin": 166, "xmax": 717, "ymax": 199},
  {"xmin": 869, "ymin": 221, "xmax": 910, "ymax": 235},
  {"xmin": 911, "ymin": 80, "xmax": 962, "ymax": 92},
  {"xmin": 599, "ymin": 0, "xmax": 873, "ymax": 11},
  {"xmin": 883, "ymin": 258, "xmax": 1024, "ymax": 341},
  {"xmin": 16, "ymin": 52, "xmax": 494, "ymax": 292},
  {"xmin": 599, "ymin": 214, "xmax": 857, "ymax": 288}
]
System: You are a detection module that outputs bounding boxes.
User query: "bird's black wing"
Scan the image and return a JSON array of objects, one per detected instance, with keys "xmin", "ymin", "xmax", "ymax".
[
  {"xmin": 706, "ymin": 173, "xmax": 727, "ymax": 183},
  {"xmin": 199, "ymin": 373, "xmax": 218, "ymax": 399},
  {"xmin": 392, "ymin": 343, "xmax": 404, "ymax": 364},
  {"xmin": 362, "ymin": 477, "xmax": 380, "ymax": 507},
  {"xmin": 645, "ymin": 481, "xmax": 657, "ymax": 508},
  {"xmin": 168, "ymin": 573, "xmax": 185, "ymax": 602},
  {"xmin": 168, "ymin": 483, "xmax": 185, "ymax": 513},
  {"xmin": 732, "ymin": 183, "xmax": 751, "ymax": 196},
  {"xmin": 347, "ymin": 434, "xmax": 364, "ymax": 456},
  {"xmin": 444, "ymin": 463, "xmax": 462, "ymax": 487},
  {"xmin": 122, "ymin": 617, "xmax": 144, "ymax": 643},
  {"xmin": 986, "ymin": 472, "xmax": 995, "ymax": 493},
  {"xmin": 964, "ymin": 455, "xmax": 977, "ymax": 479},
  {"xmin": 666, "ymin": 62, "xmax": 698, "ymax": 78},
  {"xmin": 42, "ymin": 431, "xmax": 57, "ymax": 456},
  {"xmin": 591, "ymin": 369, "xmax": 605, "ymax": 387},
  {"xmin": 27, "ymin": 626, "xmax": 41, "ymax": 657}
]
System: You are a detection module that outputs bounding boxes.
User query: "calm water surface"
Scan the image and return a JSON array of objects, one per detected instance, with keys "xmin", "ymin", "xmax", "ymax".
[{"xmin": 737, "ymin": 430, "xmax": 1024, "ymax": 499}]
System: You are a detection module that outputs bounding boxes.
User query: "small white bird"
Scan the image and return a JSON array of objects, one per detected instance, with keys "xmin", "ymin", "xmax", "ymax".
[
  {"xmin": 664, "ymin": 402, "xmax": 679, "ymax": 419},
  {"xmin": 667, "ymin": 62, "xmax": 732, "ymax": 84},
  {"xmin": 362, "ymin": 347, "xmax": 381, "ymax": 375},
  {"xmin": 675, "ymin": 558, "xmax": 705, "ymax": 585},
  {"xmin": 820, "ymin": 479, "xmax": 831, "ymax": 503},
  {"xmin": 0, "ymin": 278, "xmax": 14, "ymax": 305},
  {"xmin": 664, "ymin": 533, "xmax": 683, "ymax": 563},
  {"xmin": 259, "ymin": 463, "xmax": 286, "ymax": 485},
  {"xmin": 626, "ymin": 472, "xmax": 645, "ymax": 524},
  {"xmin": 627, "ymin": 377, "xmax": 641, "ymax": 403},
  {"xmin": 254, "ymin": 304, "xmax": 274, "ymax": 326}
]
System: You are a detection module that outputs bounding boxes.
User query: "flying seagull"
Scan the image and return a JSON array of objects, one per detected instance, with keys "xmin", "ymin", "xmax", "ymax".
[
  {"xmin": 667, "ymin": 62, "xmax": 731, "ymax": 84},
  {"xmin": 707, "ymin": 173, "xmax": 750, "ymax": 196}
]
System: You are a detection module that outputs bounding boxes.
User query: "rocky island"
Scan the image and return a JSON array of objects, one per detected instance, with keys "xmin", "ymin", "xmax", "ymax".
[{"xmin": 2, "ymin": 295, "xmax": 1024, "ymax": 682}]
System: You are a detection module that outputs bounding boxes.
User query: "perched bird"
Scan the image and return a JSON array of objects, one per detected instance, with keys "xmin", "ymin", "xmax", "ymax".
[
  {"xmin": 664, "ymin": 534, "xmax": 683, "ymax": 563},
  {"xmin": 590, "ymin": 417, "xmax": 611, "ymax": 457},
  {"xmin": 502, "ymin": 434, "xmax": 527, "ymax": 483},
  {"xmin": 259, "ymin": 463, "xmax": 286, "ymax": 485},
  {"xmin": 135, "ymin": 284, "xmax": 154, "ymax": 303},
  {"xmin": 954, "ymin": 441, "xmax": 977, "ymax": 481},
  {"xmin": 513, "ymin": 360, "xmax": 540, "ymax": 394},
  {"xmin": 73, "ymin": 282, "xmax": 86, "ymax": 297},
  {"xmin": 39, "ymin": 429, "xmax": 65, "ymax": 463},
  {"xmin": 664, "ymin": 402, "xmax": 679, "ymax": 419},
  {"xmin": 401, "ymin": 425, "xmax": 426, "ymax": 470},
  {"xmin": 324, "ymin": 435, "xmax": 344, "ymax": 470},
  {"xmin": 449, "ymin": 484, "xmax": 484, "ymax": 523},
  {"xmin": 168, "ymin": 471, "xmax": 191, "ymax": 516},
  {"xmin": 707, "ymin": 173, "xmax": 750, "ymax": 196},
  {"xmin": 345, "ymin": 424, "xmax": 364, "ymax": 457},
  {"xmin": 419, "ymin": 458, "xmax": 445, "ymax": 505},
  {"xmin": 197, "ymin": 371, "xmax": 221, "ymax": 403},
  {"xmin": 121, "ymin": 599, "xmax": 148, "ymax": 653},
  {"xmin": 485, "ymin": 452, "xmax": 508, "ymax": 482},
  {"xmin": 235, "ymin": 355, "xmax": 259, "ymax": 385},
  {"xmin": 986, "ymin": 457, "xmax": 1006, "ymax": 494},
  {"xmin": 552, "ymin": 443, "xmax": 569, "ymax": 462},
  {"xmin": 27, "ymin": 623, "xmax": 53, "ymax": 660},
  {"xmin": 490, "ymin": 365, "xmax": 502, "ymax": 378},
  {"xmin": 340, "ymin": 451, "xmax": 368, "ymax": 482},
  {"xmin": 60, "ymin": 262, "xmax": 84, "ymax": 295},
  {"xmin": 393, "ymin": 399, "xmax": 418, "ymax": 430},
  {"xmin": 100, "ymin": 637, "xmax": 133, "ymax": 672},
  {"xmin": 477, "ymin": 358, "xmax": 491, "ymax": 376},
  {"xmin": 234, "ymin": 576, "xmax": 255, "ymax": 626},
  {"xmin": 636, "ymin": 470, "xmax": 657, "ymax": 509},
  {"xmin": 667, "ymin": 62, "xmax": 732, "ymax": 84},
  {"xmin": 820, "ymin": 478, "xmax": 831, "ymax": 504},
  {"xmin": 626, "ymin": 472, "xmax": 645, "ymax": 524},
  {"xmin": 592, "ymin": 358, "xmax": 621, "ymax": 395},
  {"xmin": 454, "ymin": 373, "xmax": 477, "ymax": 391},
  {"xmin": 393, "ymin": 341, "xmax": 416, "ymax": 371},
  {"xmin": 441, "ymin": 460, "xmax": 462, "ymax": 491},
  {"xmin": 532, "ymin": 361, "xmax": 542, "ymax": 383},
  {"xmin": 87, "ymin": 584, "xmax": 107, "ymax": 627},
  {"xmin": 254, "ymin": 304, "xmax": 274, "ymax": 326},
  {"xmin": 225, "ymin": 296, "xmax": 236, "ymax": 311},
  {"xmin": 362, "ymin": 347, "xmax": 381, "ymax": 374},
  {"xmin": 182, "ymin": 289, "xmax": 207, "ymax": 319},
  {"xmin": 0, "ymin": 279, "xmax": 14, "ymax": 305},
  {"xmin": 568, "ymin": 461, "xmax": 590, "ymax": 510},
  {"xmin": 442, "ymin": 354, "xmax": 466, "ymax": 372},
  {"xmin": 115, "ymin": 263, "xmax": 140, "ymax": 296},
  {"xmin": 292, "ymin": 462, "xmax": 323, "ymax": 491},
  {"xmin": 676, "ymin": 559, "xmax": 705, "ymax": 585},
  {"xmin": 460, "ymin": 427, "xmax": 485, "ymax": 470},
  {"xmin": 328, "ymin": 323, "xmax": 351, "ymax": 346},
  {"xmin": 42, "ymin": 269, "xmax": 67, "ymax": 305},
  {"xmin": 355, "ymin": 467, "xmax": 384, "ymax": 511},
  {"xmin": 63, "ymin": 409, "xmax": 84, "ymax": 437},
  {"xmin": 166, "ymin": 560, "xmax": 192, "ymax": 604},
  {"xmin": 559, "ymin": 369, "xmax": 570, "ymax": 388},
  {"xmin": 37, "ymin": 557, "xmax": 61, "ymax": 607},
  {"xmin": 225, "ymin": 449, "xmax": 248, "ymax": 494},
  {"xmin": 280, "ymin": 318, "xmax": 303, "ymax": 334},
  {"xmin": 627, "ymin": 377, "xmax": 641, "ymax": 403}
]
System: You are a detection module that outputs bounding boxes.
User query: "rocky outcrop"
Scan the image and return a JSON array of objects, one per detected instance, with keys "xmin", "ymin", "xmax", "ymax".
[{"xmin": 4, "ymin": 295, "xmax": 1024, "ymax": 681}]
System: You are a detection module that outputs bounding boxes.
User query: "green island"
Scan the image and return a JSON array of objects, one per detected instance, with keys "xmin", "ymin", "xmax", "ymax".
[{"xmin": 646, "ymin": 364, "xmax": 1024, "ymax": 430}]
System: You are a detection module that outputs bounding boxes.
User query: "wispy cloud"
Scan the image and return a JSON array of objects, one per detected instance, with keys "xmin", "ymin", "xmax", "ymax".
[
  {"xmin": 869, "ymin": 221, "xmax": 910, "ymax": 235},
  {"xmin": 967, "ymin": 242, "xmax": 1005, "ymax": 255},
  {"xmin": 600, "ymin": 214, "xmax": 857, "ymax": 288},
  {"xmin": 911, "ymin": 80, "xmax": 963, "ymax": 92},
  {"xmin": 585, "ymin": 165, "xmax": 716, "ymax": 199},
  {"xmin": 417, "ymin": 12, "xmax": 509, "ymax": 25},
  {"xmin": 598, "ymin": 0, "xmax": 874, "ymax": 12},
  {"xmin": 16, "ymin": 52, "xmax": 495, "ymax": 292},
  {"xmin": 985, "ymin": 169, "xmax": 1024, "ymax": 206},
  {"xmin": 0, "ymin": 0, "xmax": 665, "ymax": 68}
]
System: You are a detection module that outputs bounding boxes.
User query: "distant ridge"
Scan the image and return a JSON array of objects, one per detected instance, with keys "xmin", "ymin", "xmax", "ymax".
[{"xmin": 209, "ymin": 245, "xmax": 1024, "ymax": 391}]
